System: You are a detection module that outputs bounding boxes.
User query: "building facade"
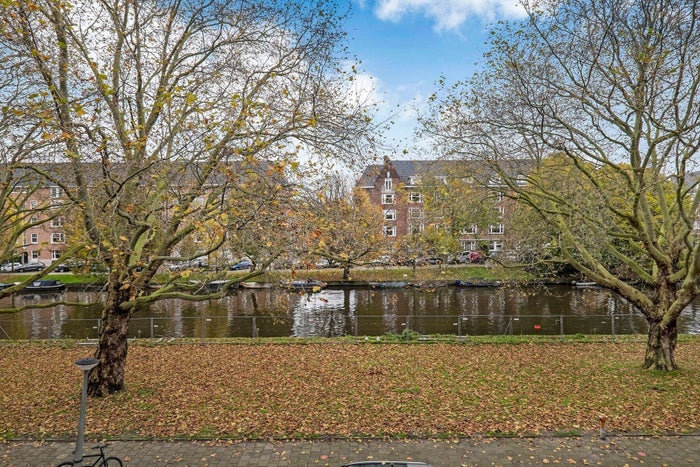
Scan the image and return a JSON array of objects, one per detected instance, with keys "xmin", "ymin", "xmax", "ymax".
[{"xmin": 355, "ymin": 157, "xmax": 510, "ymax": 254}]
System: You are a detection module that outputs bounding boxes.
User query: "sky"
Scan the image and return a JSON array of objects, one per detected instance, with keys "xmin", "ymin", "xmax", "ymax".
[{"xmin": 343, "ymin": 0, "xmax": 527, "ymax": 160}]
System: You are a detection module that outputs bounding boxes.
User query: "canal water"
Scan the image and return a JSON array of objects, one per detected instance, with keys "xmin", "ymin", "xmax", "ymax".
[{"xmin": 2, "ymin": 284, "xmax": 700, "ymax": 339}]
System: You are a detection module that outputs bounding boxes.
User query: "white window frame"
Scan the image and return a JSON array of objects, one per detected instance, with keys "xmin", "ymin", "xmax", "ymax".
[
  {"xmin": 30, "ymin": 233, "xmax": 39, "ymax": 244},
  {"xmin": 489, "ymin": 224, "xmax": 505, "ymax": 234},
  {"xmin": 408, "ymin": 192, "xmax": 423, "ymax": 203},
  {"xmin": 408, "ymin": 222, "xmax": 425, "ymax": 234},
  {"xmin": 381, "ymin": 193, "xmax": 395, "ymax": 204},
  {"xmin": 382, "ymin": 225, "xmax": 396, "ymax": 237},
  {"xmin": 461, "ymin": 225, "xmax": 478, "ymax": 235},
  {"xmin": 50, "ymin": 217, "xmax": 64, "ymax": 228},
  {"xmin": 408, "ymin": 207, "xmax": 423, "ymax": 219},
  {"xmin": 489, "ymin": 240, "xmax": 503, "ymax": 252},
  {"xmin": 383, "ymin": 209, "xmax": 396, "ymax": 221},
  {"xmin": 461, "ymin": 240, "xmax": 478, "ymax": 251},
  {"xmin": 51, "ymin": 232, "xmax": 65, "ymax": 244},
  {"xmin": 50, "ymin": 187, "xmax": 63, "ymax": 198},
  {"xmin": 51, "ymin": 250, "xmax": 62, "ymax": 260},
  {"xmin": 384, "ymin": 178, "xmax": 393, "ymax": 191},
  {"xmin": 31, "ymin": 251, "xmax": 40, "ymax": 260}
]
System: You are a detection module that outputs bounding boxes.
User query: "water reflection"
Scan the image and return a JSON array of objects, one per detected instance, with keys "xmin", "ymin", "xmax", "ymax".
[{"xmin": 1, "ymin": 285, "xmax": 700, "ymax": 339}]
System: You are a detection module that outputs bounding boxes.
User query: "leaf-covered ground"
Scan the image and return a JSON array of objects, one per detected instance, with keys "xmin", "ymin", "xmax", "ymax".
[{"xmin": 2, "ymin": 340, "xmax": 700, "ymax": 440}]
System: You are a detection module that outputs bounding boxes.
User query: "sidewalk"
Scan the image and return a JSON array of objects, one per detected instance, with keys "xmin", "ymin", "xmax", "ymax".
[{"xmin": 2, "ymin": 434, "xmax": 698, "ymax": 466}]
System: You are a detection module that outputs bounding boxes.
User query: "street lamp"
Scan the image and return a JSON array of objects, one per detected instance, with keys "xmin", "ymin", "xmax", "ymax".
[{"xmin": 73, "ymin": 357, "xmax": 99, "ymax": 467}]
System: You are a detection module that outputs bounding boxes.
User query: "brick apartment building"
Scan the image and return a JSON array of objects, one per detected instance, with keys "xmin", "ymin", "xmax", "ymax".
[
  {"xmin": 355, "ymin": 157, "xmax": 511, "ymax": 254},
  {"xmin": 7, "ymin": 176, "xmax": 69, "ymax": 267}
]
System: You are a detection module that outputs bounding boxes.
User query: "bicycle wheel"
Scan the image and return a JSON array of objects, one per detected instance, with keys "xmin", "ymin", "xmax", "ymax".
[{"xmin": 98, "ymin": 457, "xmax": 123, "ymax": 467}]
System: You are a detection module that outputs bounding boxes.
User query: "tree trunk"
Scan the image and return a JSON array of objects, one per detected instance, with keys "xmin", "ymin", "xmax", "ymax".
[
  {"xmin": 88, "ymin": 287, "xmax": 132, "ymax": 397},
  {"xmin": 644, "ymin": 318, "xmax": 678, "ymax": 371}
]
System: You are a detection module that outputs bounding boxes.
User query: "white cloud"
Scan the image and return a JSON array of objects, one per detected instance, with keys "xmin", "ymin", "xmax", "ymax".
[{"xmin": 374, "ymin": 0, "xmax": 526, "ymax": 31}]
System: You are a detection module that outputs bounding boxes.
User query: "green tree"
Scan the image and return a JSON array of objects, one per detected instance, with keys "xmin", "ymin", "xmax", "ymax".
[
  {"xmin": 416, "ymin": 163, "xmax": 502, "ymax": 258},
  {"xmin": 424, "ymin": 0, "xmax": 700, "ymax": 370},
  {"xmin": 303, "ymin": 176, "xmax": 386, "ymax": 279},
  {"xmin": 0, "ymin": 0, "xmax": 377, "ymax": 395}
]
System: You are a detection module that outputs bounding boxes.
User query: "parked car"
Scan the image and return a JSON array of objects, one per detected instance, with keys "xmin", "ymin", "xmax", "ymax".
[
  {"xmin": 53, "ymin": 260, "xmax": 84, "ymax": 272},
  {"xmin": 169, "ymin": 258, "xmax": 209, "ymax": 271},
  {"xmin": 0, "ymin": 262, "xmax": 22, "ymax": 272},
  {"xmin": 367, "ymin": 255, "xmax": 392, "ymax": 266},
  {"xmin": 415, "ymin": 256, "xmax": 443, "ymax": 266},
  {"xmin": 15, "ymin": 261, "xmax": 46, "ymax": 272},
  {"xmin": 229, "ymin": 260, "xmax": 252, "ymax": 271},
  {"xmin": 453, "ymin": 250, "xmax": 486, "ymax": 264}
]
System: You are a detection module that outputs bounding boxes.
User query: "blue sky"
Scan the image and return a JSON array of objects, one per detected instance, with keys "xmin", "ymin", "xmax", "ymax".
[{"xmin": 343, "ymin": 0, "xmax": 527, "ymax": 158}]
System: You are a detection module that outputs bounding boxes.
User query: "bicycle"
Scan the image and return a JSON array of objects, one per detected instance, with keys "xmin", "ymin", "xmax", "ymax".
[{"xmin": 57, "ymin": 443, "xmax": 123, "ymax": 466}]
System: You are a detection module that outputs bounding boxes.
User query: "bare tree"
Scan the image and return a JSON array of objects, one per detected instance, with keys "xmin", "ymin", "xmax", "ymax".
[
  {"xmin": 0, "ymin": 0, "xmax": 377, "ymax": 395},
  {"xmin": 423, "ymin": 0, "xmax": 700, "ymax": 370}
]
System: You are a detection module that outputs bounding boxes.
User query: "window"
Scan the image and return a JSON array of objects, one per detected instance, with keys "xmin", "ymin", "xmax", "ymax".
[
  {"xmin": 51, "ymin": 217, "xmax": 64, "ymax": 228},
  {"xmin": 408, "ymin": 176, "xmax": 420, "ymax": 186},
  {"xmin": 50, "ymin": 187, "xmax": 63, "ymax": 198},
  {"xmin": 30, "ymin": 233, "xmax": 39, "ymax": 244},
  {"xmin": 461, "ymin": 225, "xmax": 478, "ymax": 235},
  {"xmin": 384, "ymin": 178, "xmax": 393, "ymax": 191},
  {"xmin": 51, "ymin": 233, "xmax": 65, "ymax": 243},
  {"xmin": 461, "ymin": 240, "xmax": 478, "ymax": 251},
  {"xmin": 493, "ymin": 191, "xmax": 504, "ymax": 202},
  {"xmin": 409, "ymin": 223, "xmax": 424, "ymax": 234},
  {"xmin": 30, "ymin": 200, "xmax": 38, "ymax": 208},
  {"xmin": 496, "ymin": 206, "xmax": 505, "ymax": 218},
  {"xmin": 381, "ymin": 193, "xmax": 395, "ymax": 204},
  {"xmin": 30, "ymin": 215, "xmax": 38, "ymax": 224},
  {"xmin": 32, "ymin": 251, "xmax": 40, "ymax": 260},
  {"xmin": 489, "ymin": 240, "xmax": 503, "ymax": 252},
  {"xmin": 408, "ymin": 192, "xmax": 423, "ymax": 203},
  {"xmin": 51, "ymin": 250, "xmax": 62, "ymax": 260},
  {"xmin": 383, "ymin": 209, "xmax": 396, "ymax": 221},
  {"xmin": 489, "ymin": 224, "xmax": 505, "ymax": 234},
  {"xmin": 408, "ymin": 207, "xmax": 423, "ymax": 219},
  {"xmin": 382, "ymin": 226, "xmax": 396, "ymax": 237}
]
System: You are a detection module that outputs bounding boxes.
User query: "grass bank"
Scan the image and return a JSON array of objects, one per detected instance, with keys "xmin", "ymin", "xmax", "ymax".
[
  {"xmin": 1, "ymin": 338, "xmax": 700, "ymax": 441},
  {"xmin": 0, "ymin": 263, "xmax": 536, "ymax": 288}
]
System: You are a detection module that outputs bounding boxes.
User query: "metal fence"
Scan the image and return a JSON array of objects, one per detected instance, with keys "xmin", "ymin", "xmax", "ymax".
[{"xmin": 0, "ymin": 313, "xmax": 666, "ymax": 340}]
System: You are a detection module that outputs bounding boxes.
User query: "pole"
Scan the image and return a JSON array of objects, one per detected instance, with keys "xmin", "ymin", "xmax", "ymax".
[{"xmin": 73, "ymin": 358, "xmax": 99, "ymax": 467}]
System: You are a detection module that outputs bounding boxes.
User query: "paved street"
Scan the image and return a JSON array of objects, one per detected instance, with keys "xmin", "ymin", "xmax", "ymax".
[{"xmin": 2, "ymin": 433, "xmax": 698, "ymax": 466}]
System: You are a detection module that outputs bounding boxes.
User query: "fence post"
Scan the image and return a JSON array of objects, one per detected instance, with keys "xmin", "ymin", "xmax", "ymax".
[
  {"xmin": 252, "ymin": 317, "xmax": 257, "ymax": 338},
  {"xmin": 457, "ymin": 315, "xmax": 462, "ymax": 337},
  {"xmin": 560, "ymin": 314, "xmax": 564, "ymax": 339},
  {"xmin": 150, "ymin": 317, "xmax": 155, "ymax": 339},
  {"xmin": 610, "ymin": 311, "xmax": 616, "ymax": 341},
  {"xmin": 353, "ymin": 315, "xmax": 358, "ymax": 337},
  {"xmin": 509, "ymin": 317, "xmax": 513, "ymax": 342}
]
